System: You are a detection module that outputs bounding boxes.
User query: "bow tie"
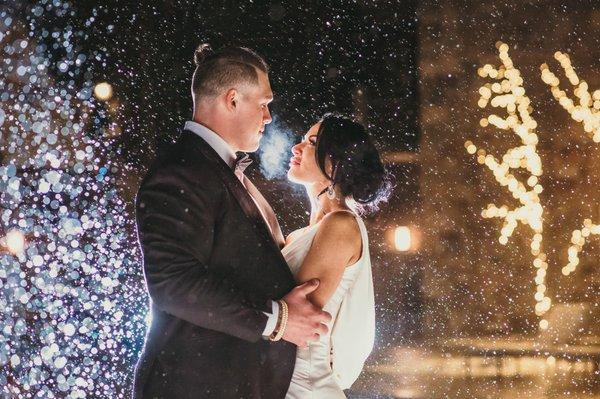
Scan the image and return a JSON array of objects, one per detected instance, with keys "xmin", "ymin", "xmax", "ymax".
[{"xmin": 234, "ymin": 152, "xmax": 253, "ymax": 174}]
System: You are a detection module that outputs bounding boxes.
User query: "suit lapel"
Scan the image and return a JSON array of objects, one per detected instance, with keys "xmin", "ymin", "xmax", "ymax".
[
  {"xmin": 243, "ymin": 176, "xmax": 286, "ymax": 248},
  {"xmin": 183, "ymin": 130, "xmax": 291, "ymax": 271}
]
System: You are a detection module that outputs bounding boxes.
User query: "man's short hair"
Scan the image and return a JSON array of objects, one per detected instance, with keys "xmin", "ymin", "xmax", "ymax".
[{"xmin": 191, "ymin": 44, "xmax": 269, "ymax": 101}]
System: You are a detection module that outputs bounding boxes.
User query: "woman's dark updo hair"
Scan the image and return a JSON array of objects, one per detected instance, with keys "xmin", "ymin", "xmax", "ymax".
[{"xmin": 315, "ymin": 113, "xmax": 392, "ymax": 214}]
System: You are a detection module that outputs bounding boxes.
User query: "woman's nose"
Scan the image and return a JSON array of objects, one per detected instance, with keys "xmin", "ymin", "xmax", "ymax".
[{"xmin": 291, "ymin": 143, "xmax": 301, "ymax": 155}]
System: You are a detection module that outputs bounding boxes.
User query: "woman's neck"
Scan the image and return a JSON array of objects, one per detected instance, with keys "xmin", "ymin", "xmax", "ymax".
[{"xmin": 307, "ymin": 183, "xmax": 350, "ymax": 225}]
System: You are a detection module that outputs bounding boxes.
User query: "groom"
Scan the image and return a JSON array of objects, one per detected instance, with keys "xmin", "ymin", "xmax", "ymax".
[{"xmin": 133, "ymin": 44, "xmax": 331, "ymax": 398}]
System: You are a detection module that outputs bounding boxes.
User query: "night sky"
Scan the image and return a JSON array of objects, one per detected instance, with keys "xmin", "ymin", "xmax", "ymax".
[{"xmin": 77, "ymin": 0, "xmax": 420, "ymax": 165}]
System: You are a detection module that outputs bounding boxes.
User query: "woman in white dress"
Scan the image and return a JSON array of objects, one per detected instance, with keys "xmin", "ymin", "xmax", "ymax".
[{"xmin": 281, "ymin": 113, "xmax": 391, "ymax": 398}]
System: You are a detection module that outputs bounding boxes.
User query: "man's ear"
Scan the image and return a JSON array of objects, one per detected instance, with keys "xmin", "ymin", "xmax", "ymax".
[{"xmin": 225, "ymin": 88, "xmax": 237, "ymax": 111}]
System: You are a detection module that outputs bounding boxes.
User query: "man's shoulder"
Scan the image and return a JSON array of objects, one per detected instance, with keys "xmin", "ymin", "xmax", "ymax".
[
  {"xmin": 140, "ymin": 133, "xmax": 222, "ymax": 190},
  {"xmin": 155, "ymin": 131, "xmax": 213, "ymax": 165}
]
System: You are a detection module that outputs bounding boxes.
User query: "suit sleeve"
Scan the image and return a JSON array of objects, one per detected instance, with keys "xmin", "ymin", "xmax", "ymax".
[{"xmin": 136, "ymin": 164, "xmax": 268, "ymax": 342}]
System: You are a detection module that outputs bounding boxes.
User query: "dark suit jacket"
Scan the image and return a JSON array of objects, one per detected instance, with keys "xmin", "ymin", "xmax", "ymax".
[{"xmin": 133, "ymin": 130, "xmax": 297, "ymax": 398}]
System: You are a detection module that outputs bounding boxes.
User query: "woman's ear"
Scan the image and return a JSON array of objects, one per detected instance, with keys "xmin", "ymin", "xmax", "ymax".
[{"xmin": 324, "ymin": 156, "xmax": 335, "ymax": 178}]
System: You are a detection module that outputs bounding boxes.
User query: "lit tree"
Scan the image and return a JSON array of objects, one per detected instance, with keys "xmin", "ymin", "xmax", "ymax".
[
  {"xmin": 465, "ymin": 42, "xmax": 552, "ymax": 327},
  {"xmin": 0, "ymin": 2, "xmax": 145, "ymax": 397},
  {"xmin": 540, "ymin": 52, "xmax": 600, "ymax": 276}
]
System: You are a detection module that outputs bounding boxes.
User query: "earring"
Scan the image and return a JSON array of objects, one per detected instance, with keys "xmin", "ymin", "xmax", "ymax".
[{"xmin": 326, "ymin": 184, "xmax": 336, "ymax": 199}]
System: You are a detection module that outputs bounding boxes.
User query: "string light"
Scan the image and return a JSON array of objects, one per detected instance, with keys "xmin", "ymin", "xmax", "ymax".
[
  {"xmin": 563, "ymin": 219, "xmax": 600, "ymax": 275},
  {"xmin": 540, "ymin": 52, "xmax": 599, "ymax": 277},
  {"xmin": 468, "ymin": 42, "xmax": 551, "ymax": 319},
  {"xmin": 540, "ymin": 52, "xmax": 600, "ymax": 142}
]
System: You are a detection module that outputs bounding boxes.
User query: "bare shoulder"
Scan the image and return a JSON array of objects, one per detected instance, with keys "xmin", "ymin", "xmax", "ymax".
[
  {"xmin": 317, "ymin": 211, "xmax": 361, "ymax": 247},
  {"xmin": 321, "ymin": 210, "xmax": 359, "ymax": 229}
]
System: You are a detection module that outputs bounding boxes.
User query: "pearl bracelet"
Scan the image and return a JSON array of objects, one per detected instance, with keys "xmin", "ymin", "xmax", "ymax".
[{"xmin": 269, "ymin": 299, "xmax": 288, "ymax": 342}]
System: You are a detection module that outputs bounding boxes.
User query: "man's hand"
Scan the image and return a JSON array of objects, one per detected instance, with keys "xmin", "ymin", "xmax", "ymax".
[{"xmin": 281, "ymin": 279, "xmax": 332, "ymax": 347}]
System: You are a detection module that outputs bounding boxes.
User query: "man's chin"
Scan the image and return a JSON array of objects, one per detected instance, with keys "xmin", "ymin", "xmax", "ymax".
[
  {"xmin": 246, "ymin": 144, "xmax": 260, "ymax": 153},
  {"xmin": 248, "ymin": 135, "xmax": 263, "ymax": 152},
  {"xmin": 241, "ymin": 141, "xmax": 260, "ymax": 153}
]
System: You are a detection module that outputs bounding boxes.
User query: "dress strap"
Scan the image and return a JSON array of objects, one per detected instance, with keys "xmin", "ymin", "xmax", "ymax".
[
  {"xmin": 329, "ymin": 213, "xmax": 375, "ymax": 389},
  {"xmin": 352, "ymin": 215, "xmax": 369, "ymax": 261}
]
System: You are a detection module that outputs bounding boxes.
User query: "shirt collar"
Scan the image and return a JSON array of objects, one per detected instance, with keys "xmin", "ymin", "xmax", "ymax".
[{"xmin": 184, "ymin": 120, "xmax": 237, "ymax": 168}]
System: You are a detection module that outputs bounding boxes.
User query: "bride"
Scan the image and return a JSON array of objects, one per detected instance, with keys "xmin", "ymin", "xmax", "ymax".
[{"xmin": 280, "ymin": 113, "xmax": 390, "ymax": 398}]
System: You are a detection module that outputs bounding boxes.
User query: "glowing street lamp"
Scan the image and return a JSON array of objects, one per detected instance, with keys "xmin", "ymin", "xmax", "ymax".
[
  {"xmin": 94, "ymin": 82, "xmax": 113, "ymax": 101},
  {"xmin": 394, "ymin": 226, "xmax": 412, "ymax": 252}
]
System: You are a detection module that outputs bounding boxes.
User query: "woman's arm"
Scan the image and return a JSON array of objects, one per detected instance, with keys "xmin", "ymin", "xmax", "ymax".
[{"xmin": 295, "ymin": 211, "xmax": 362, "ymax": 308}]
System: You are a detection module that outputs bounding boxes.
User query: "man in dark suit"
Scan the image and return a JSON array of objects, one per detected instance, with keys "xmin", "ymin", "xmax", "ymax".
[{"xmin": 133, "ymin": 45, "xmax": 331, "ymax": 398}]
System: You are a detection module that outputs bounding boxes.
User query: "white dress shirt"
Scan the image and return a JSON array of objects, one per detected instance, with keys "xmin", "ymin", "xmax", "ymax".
[{"xmin": 184, "ymin": 121, "xmax": 279, "ymax": 337}]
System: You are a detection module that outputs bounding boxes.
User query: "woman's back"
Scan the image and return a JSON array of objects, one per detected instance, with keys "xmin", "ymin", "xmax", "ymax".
[{"xmin": 282, "ymin": 213, "xmax": 374, "ymax": 398}]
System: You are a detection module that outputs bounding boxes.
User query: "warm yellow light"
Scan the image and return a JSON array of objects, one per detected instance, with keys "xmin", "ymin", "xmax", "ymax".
[
  {"xmin": 3, "ymin": 230, "xmax": 26, "ymax": 254},
  {"xmin": 539, "ymin": 319, "xmax": 549, "ymax": 330},
  {"xmin": 394, "ymin": 226, "xmax": 412, "ymax": 252},
  {"xmin": 94, "ymin": 82, "xmax": 113, "ymax": 101},
  {"xmin": 468, "ymin": 42, "xmax": 550, "ymax": 316},
  {"xmin": 564, "ymin": 221, "xmax": 600, "ymax": 275},
  {"xmin": 541, "ymin": 51, "xmax": 599, "ymax": 276},
  {"xmin": 540, "ymin": 52, "xmax": 599, "ymax": 141}
]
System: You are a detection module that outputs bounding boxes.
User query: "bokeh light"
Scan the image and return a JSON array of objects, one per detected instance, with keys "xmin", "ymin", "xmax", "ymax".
[
  {"xmin": 394, "ymin": 226, "xmax": 412, "ymax": 252},
  {"xmin": 4, "ymin": 229, "xmax": 26, "ymax": 255},
  {"xmin": 469, "ymin": 42, "xmax": 551, "ymax": 317},
  {"xmin": 94, "ymin": 82, "xmax": 113, "ymax": 101},
  {"xmin": 0, "ymin": 2, "xmax": 147, "ymax": 397}
]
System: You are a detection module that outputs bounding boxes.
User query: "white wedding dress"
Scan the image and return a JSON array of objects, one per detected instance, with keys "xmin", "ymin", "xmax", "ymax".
[{"xmin": 282, "ymin": 212, "xmax": 375, "ymax": 398}]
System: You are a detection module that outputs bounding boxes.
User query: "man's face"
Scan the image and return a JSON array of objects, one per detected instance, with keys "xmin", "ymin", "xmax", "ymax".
[{"xmin": 234, "ymin": 70, "xmax": 273, "ymax": 152}]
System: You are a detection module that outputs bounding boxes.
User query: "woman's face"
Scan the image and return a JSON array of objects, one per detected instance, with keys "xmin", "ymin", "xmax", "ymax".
[{"xmin": 287, "ymin": 122, "xmax": 330, "ymax": 185}]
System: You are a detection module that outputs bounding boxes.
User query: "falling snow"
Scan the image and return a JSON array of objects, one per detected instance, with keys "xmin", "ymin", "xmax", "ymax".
[
  {"xmin": 1, "ymin": 0, "xmax": 599, "ymax": 398},
  {"xmin": 0, "ymin": 2, "xmax": 146, "ymax": 398}
]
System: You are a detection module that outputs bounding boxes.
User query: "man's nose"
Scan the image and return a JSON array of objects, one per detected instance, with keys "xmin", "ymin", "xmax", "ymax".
[{"xmin": 263, "ymin": 108, "xmax": 272, "ymax": 125}]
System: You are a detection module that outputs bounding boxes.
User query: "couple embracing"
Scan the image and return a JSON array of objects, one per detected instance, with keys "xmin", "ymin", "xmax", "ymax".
[{"xmin": 133, "ymin": 44, "xmax": 390, "ymax": 399}]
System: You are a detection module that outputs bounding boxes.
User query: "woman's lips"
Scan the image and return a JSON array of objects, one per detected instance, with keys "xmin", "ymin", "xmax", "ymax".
[{"xmin": 289, "ymin": 158, "xmax": 300, "ymax": 166}]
